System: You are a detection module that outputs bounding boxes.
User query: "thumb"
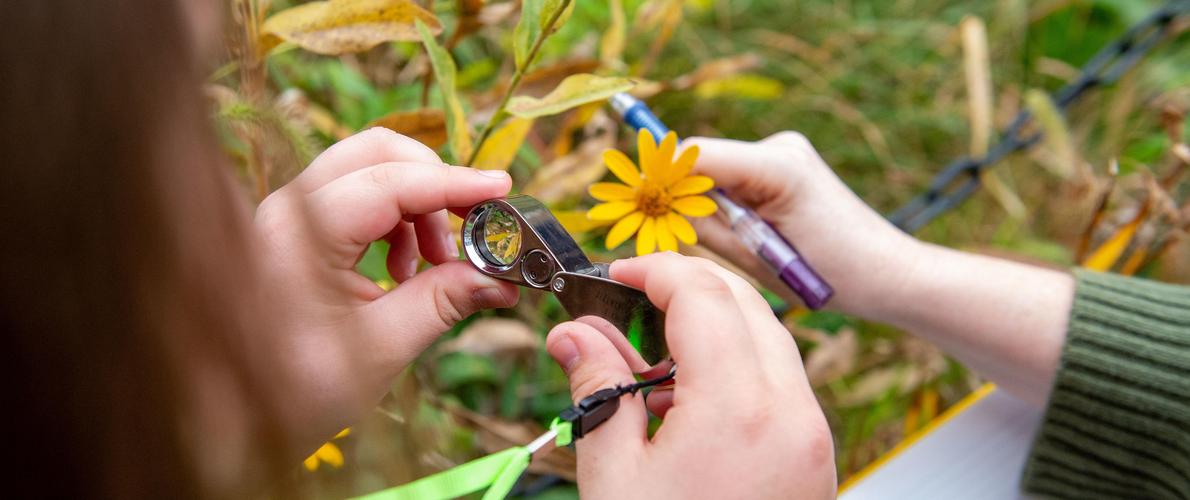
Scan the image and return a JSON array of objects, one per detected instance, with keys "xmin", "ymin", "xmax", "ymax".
[
  {"xmin": 547, "ymin": 321, "xmax": 647, "ymax": 477},
  {"xmin": 361, "ymin": 261, "xmax": 519, "ymax": 370}
]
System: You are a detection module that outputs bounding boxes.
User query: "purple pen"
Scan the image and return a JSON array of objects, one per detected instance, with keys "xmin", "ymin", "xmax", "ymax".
[{"xmin": 609, "ymin": 93, "xmax": 834, "ymax": 309}]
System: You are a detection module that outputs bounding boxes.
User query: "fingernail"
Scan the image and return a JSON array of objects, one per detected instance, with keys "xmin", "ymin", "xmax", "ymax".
[
  {"xmin": 405, "ymin": 258, "xmax": 419, "ymax": 280},
  {"xmin": 444, "ymin": 233, "xmax": 460, "ymax": 259},
  {"xmin": 475, "ymin": 169, "xmax": 509, "ymax": 180},
  {"xmin": 549, "ymin": 334, "xmax": 580, "ymax": 374},
  {"xmin": 472, "ymin": 286, "xmax": 511, "ymax": 308}
]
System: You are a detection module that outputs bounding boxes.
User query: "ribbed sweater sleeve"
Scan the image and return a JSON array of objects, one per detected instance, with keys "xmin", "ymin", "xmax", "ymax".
[{"xmin": 1021, "ymin": 270, "xmax": 1190, "ymax": 500}]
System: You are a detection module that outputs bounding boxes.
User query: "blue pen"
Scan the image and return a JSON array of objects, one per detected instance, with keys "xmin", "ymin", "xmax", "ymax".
[{"xmin": 609, "ymin": 93, "xmax": 834, "ymax": 309}]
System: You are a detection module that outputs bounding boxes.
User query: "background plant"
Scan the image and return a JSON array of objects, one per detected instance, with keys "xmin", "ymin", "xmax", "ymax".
[{"xmin": 210, "ymin": 0, "xmax": 1190, "ymax": 496}]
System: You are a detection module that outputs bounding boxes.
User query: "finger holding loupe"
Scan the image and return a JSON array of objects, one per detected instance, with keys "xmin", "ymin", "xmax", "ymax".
[{"xmin": 461, "ymin": 195, "xmax": 669, "ymax": 369}]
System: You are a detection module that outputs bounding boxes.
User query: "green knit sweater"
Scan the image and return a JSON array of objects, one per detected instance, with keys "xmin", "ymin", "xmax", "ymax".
[{"xmin": 1021, "ymin": 270, "xmax": 1190, "ymax": 499}]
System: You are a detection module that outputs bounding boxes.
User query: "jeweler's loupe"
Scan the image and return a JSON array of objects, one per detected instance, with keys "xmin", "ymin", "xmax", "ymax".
[{"xmin": 462, "ymin": 195, "xmax": 668, "ymax": 365}]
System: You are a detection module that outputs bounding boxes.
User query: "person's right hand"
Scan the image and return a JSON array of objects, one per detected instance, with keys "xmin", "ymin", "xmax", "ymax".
[
  {"xmin": 546, "ymin": 253, "xmax": 837, "ymax": 499},
  {"xmin": 683, "ymin": 132, "xmax": 922, "ymax": 317}
]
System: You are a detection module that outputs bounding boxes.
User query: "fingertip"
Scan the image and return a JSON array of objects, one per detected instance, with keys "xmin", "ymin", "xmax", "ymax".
[{"xmin": 645, "ymin": 387, "xmax": 674, "ymax": 418}]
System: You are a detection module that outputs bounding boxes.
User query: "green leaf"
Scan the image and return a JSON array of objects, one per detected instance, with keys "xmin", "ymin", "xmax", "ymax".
[
  {"xmin": 417, "ymin": 20, "xmax": 473, "ymax": 163},
  {"xmin": 513, "ymin": 0, "xmax": 544, "ymax": 70},
  {"xmin": 541, "ymin": 0, "xmax": 575, "ymax": 36},
  {"xmin": 506, "ymin": 74, "xmax": 635, "ymax": 119},
  {"xmin": 261, "ymin": 0, "xmax": 442, "ymax": 56}
]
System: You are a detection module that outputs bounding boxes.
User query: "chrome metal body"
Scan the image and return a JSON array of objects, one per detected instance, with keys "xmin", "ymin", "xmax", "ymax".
[{"xmin": 462, "ymin": 195, "xmax": 668, "ymax": 364}]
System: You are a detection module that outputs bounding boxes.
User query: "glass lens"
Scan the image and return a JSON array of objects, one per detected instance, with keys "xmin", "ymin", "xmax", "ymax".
[{"xmin": 482, "ymin": 206, "xmax": 521, "ymax": 266}]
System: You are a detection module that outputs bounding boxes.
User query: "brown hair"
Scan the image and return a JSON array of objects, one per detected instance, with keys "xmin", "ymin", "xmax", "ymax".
[{"xmin": 0, "ymin": 1, "xmax": 280, "ymax": 496}]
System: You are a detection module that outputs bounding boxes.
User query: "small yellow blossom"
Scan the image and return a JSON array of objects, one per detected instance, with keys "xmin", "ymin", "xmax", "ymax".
[
  {"xmin": 303, "ymin": 427, "xmax": 351, "ymax": 472},
  {"xmin": 587, "ymin": 129, "xmax": 717, "ymax": 255}
]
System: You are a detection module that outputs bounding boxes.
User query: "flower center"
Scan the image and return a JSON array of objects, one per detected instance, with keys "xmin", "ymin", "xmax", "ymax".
[{"xmin": 636, "ymin": 183, "xmax": 672, "ymax": 217}]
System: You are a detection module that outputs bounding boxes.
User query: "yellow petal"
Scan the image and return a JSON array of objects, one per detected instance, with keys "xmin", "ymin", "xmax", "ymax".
[
  {"xmin": 655, "ymin": 216, "xmax": 678, "ymax": 252},
  {"xmin": 606, "ymin": 211, "xmax": 645, "ymax": 249},
  {"xmin": 671, "ymin": 195, "xmax": 718, "ymax": 217},
  {"xmin": 669, "ymin": 175, "xmax": 714, "ymax": 197},
  {"xmin": 316, "ymin": 443, "xmax": 344, "ymax": 468},
  {"xmin": 588, "ymin": 201, "xmax": 638, "ymax": 221},
  {"xmin": 334, "ymin": 428, "xmax": 352, "ymax": 439},
  {"xmin": 666, "ymin": 212, "xmax": 697, "ymax": 245},
  {"xmin": 665, "ymin": 145, "xmax": 700, "ymax": 186},
  {"xmin": 637, "ymin": 129, "xmax": 658, "ymax": 180},
  {"xmin": 636, "ymin": 216, "xmax": 657, "ymax": 255},
  {"xmin": 649, "ymin": 131, "xmax": 678, "ymax": 182},
  {"xmin": 589, "ymin": 182, "xmax": 637, "ymax": 201},
  {"xmin": 303, "ymin": 454, "xmax": 320, "ymax": 471},
  {"xmin": 603, "ymin": 149, "xmax": 642, "ymax": 187}
]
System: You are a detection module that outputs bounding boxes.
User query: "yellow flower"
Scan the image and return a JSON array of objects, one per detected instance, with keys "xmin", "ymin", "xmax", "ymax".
[
  {"xmin": 587, "ymin": 129, "xmax": 717, "ymax": 255},
  {"xmin": 303, "ymin": 428, "xmax": 351, "ymax": 472}
]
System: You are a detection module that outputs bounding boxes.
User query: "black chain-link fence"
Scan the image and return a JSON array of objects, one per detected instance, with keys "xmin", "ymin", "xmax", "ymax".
[{"xmin": 888, "ymin": 0, "xmax": 1190, "ymax": 233}]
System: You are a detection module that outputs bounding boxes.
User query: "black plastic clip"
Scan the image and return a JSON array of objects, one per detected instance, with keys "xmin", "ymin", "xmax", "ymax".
[{"xmin": 559, "ymin": 387, "xmax": 622, "ymax": 439}]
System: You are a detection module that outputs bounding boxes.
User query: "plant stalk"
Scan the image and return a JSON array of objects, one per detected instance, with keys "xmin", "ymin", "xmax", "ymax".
[{"xmin": 465, "ymin": 0, "xmax": 571, "ymax": 167}]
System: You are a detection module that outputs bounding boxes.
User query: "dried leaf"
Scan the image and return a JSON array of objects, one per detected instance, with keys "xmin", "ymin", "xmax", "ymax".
[
  {"xmin": 261, "ymin": 0, "xmax": 442, "ymax": 56},
  {"xmin": 438, "ymin": 318, "xmax": 540, "ymax": 356},
  {"xmin": 507, "ymin": 74, "xmax": 635, "ymax": 119},
  {"xmin": 366, "ymin": 108, "xmax": 448, "ymax": 149},
  {"xmin": 472, "ymin": 117, "xmax": 533, "ymax": 171},
  {"xmin": 804, "ymin": 328, "xmax": 859, "ymax": 387},
  {"xmin": 960, "ymin": 16, "xmax": 993, "ymax": 157},
  {"xmin": 670, "ymin": 54, "xmax": 763, "ymax": 91},
  {"xmin": 693, "ymin": 74, "xmax": 785, "ymax": 101},
  {"xmin": 417, "ymin": 20, "xmax": 473, "ymax": 162},
  {"xmin": 600, "ymin": 0, "xmax": 627, "ymax": 68},
  {"xmin": 524, "ymin": 111, "xmax": 617, "ymax": 202}
]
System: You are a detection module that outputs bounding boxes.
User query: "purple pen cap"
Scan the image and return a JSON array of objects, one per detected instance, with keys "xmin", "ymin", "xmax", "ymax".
[{"xmin": 760, "ymin": 232, "xmax": 834, "ymax": 310}]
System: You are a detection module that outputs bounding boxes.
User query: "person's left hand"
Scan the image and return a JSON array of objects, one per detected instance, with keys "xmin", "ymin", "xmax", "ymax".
[{"xmin": 254, "ymin": 128, "xmax": 519, "ymax": 449}]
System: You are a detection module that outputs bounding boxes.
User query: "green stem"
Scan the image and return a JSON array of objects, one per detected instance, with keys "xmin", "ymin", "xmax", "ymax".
[{"xmin": 465, "ymin": 0, "xmax": 571, "ymax": 167}]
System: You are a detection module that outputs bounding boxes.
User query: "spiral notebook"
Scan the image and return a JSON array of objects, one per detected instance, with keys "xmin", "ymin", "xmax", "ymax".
[{"xmin": 838, "ymin": 384, "xmax": 1045, "ymax": 500}]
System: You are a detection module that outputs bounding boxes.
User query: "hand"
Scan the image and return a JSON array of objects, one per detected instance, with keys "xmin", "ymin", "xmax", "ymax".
[
  {"xmin": 683, "ymin": 132, "xmax": 921, "ymax": 317},
  {"xmin": 254, "ymin": 128, "xmax": 519, "ymax": 448},
  {"xmin": 686, "ymin": 133, "xmax": 1073, "ymax": 405},
  {"xmin": 546, "ymin": 253, "xmax": 836, "ymax": 499}
]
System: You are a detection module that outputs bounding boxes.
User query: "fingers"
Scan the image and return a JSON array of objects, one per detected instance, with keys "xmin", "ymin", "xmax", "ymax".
[
  {"xmin": 384, "ymin": 222, "xmax": 420, "ymax": 283},
  {"xmin": 547, "ymin": 320, "xmax": 648, "ymax": 466},
  {"xmin": 359, "ymin": 261, "xmax": 519, "ymax": 372},
  {"xmin": 307, "ymin": 163, "xmax": 510, "ymax": 268},
  {"xmin": 574, "ymin": 316, "xmax": 652, "ymax": 374},
  {"xmin": 290, "ymin": 128, "xmax": 443, "ymax": 193},
  {"xmin": 609, "ymin": 253, "xmax": 765, "ymax": 393},
  {"xmin": 412, "ymin": 211, "xmax": 458, "ymax": 265},
  {"xmin": 645, "ymin": 386, "xmax": 674, "ymax": 418}
]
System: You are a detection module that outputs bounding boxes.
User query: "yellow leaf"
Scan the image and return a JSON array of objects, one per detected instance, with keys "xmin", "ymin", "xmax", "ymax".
[
  {"xmin": 473, "ymin": 118, "xmax": 533, "ymax": 171},
  {"xmin": 1025, "ymin": 89, "xmax": 1076, "ymax": 179},
  {"xmin": 366, "ymin": 108, "xmax": 447, "ymax": 149},
  {"xmin": 1082, "ymin": 217, "xmax": 1143, "ymax": 272},
  {"xmin": 261, "ymin": 0, "xmax": 442, "ymax": 56},
  {"xmin": 507, "ymin": 74, "xmax": 635, "ymax": 119},
  {"xmin": 600, "ymin": 0, "xmax": 627, "ymax": 68},
  {"xmin": 417, "ymin": 20, "xmax": 473, "ymax": 163},
  {"xmin": 693, "ymin": 74, "xmax": 784, "ymax": 101}
]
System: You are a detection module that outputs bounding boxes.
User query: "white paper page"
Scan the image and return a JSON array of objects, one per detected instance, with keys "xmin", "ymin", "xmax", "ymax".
[{"xmin": 840, "ymin": 388, "xmax": 1044, "ymax": 500}]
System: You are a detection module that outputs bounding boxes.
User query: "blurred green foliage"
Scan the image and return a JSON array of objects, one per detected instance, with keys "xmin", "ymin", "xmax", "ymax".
[{"xmin": 220, "ymin": 0, "xmax": 1189, "ymax": 497}]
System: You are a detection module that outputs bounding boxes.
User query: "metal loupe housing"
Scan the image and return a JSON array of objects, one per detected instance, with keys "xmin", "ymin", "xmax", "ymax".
[{"xmin": 462, "ymin": 195, "xmax": 667, "ymax": 365}]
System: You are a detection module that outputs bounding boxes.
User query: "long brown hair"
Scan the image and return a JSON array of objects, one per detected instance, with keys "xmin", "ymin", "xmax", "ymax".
[{"xmin": 0, "ymin": 1, "xmax": 279, "ymax": 497}]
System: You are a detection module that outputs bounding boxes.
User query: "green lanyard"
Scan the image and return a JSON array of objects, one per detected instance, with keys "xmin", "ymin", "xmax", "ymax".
[
  {"xmin": 351, "ymin": 366, "xmax": 673, "ymax": 500},
  {"xmin": 350, "ymin": 419, "xmax": 573, "ymax": 500}
]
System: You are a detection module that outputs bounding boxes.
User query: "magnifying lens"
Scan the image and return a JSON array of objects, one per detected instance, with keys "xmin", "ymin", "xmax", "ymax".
[{"xmin": 462, "ymin": 195, "xmax": 668, "ymax": 365}]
